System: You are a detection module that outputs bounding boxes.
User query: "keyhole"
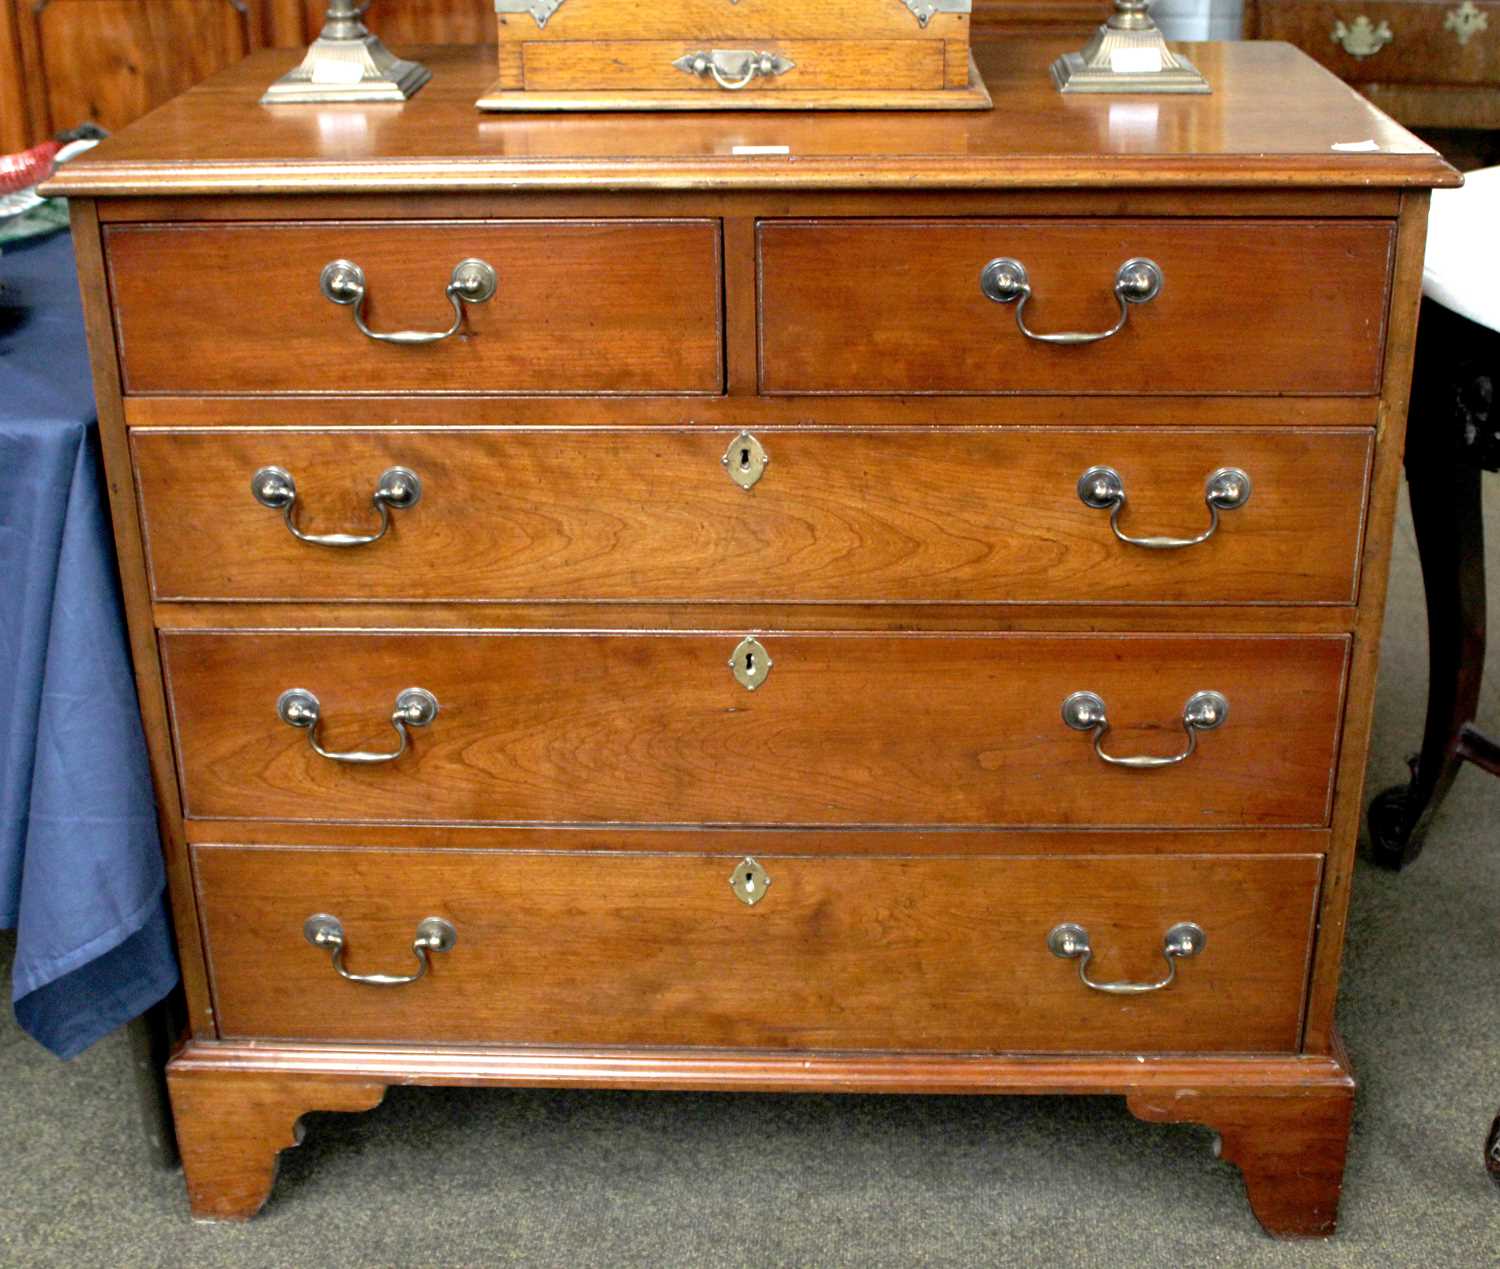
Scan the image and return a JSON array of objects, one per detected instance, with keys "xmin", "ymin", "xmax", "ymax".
[
  {"xmin": 745, "ymin": 651, "xmax": 756, "ymax": 676},
  {"xmin": 740, "ymin": 447, "xmax": 752, "ymax": 470},
  {"xmin": 744, "ymin": 872, "xmax": 756, "ymax": 893}
]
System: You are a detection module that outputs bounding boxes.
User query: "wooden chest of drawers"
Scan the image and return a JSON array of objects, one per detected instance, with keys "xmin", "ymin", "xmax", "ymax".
[
  {"xmin": 1246, "ymin": 0, "xmax": 1500, "ymax": 130},
  {"xmin": 45, "ymin": 39, "xmax": 1457, "ymax": 1235}
]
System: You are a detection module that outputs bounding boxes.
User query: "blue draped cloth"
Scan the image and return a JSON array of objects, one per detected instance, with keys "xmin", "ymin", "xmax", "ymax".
[{"xmin": 0, "ymin": 229, "xmax": 178, "ymax": 1058}]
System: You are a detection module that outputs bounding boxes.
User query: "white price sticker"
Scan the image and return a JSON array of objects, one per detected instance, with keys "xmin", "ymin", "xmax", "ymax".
[
  {"xmin": 311, "ymin": 59, "xmax": 365, "ymax": 85},
  {"xmin": 1109, "ymin": 48, "xmax": 1163, "ymax": 74}
]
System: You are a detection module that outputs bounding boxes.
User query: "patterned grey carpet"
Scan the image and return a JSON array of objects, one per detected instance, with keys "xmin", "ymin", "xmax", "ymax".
[{"xmin": 3, "ymin": 487, "xmax": 1496, "ymax": 1267}]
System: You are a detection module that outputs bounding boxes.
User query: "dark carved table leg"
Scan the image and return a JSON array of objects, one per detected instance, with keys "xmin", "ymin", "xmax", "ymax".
[
  {"xmin": 1368, "ymin": 457, "xmax": 1486, "ymax": 867},
  {"xmin": 1368, "ymin": 300, "xmax": 1499, "ymax": 869}
]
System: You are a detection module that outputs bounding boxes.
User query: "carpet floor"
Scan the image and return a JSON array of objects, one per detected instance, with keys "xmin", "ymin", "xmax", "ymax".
[{"xmin": 3, "ymin": 487, "xmax": 1497, "ymax": 1267}]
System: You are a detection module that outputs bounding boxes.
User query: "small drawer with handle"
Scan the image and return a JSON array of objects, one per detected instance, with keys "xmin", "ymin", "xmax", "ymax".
[
  {"xmin": 757, "ymin": 218, "xmax": 1395, "ymax": 396},
  {"xmin": 132, "ymin": 426, "xmax": 1373, "ymax": 605},
  {"xmin": 161, "ymin": 630, "xmax": 1349, "ymax": 827},
  {"xmin": 194, "ymin": 844, "xmax": 1322, "ymax": 1053},
  {"xmin": 104, "ymin": 220, "xmax": 724, "ymax": 395}
]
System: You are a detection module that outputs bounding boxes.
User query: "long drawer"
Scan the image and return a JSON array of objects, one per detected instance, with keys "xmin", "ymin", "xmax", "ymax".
[
  {"xmin": 133, "ymin": 427, "xmax": 1373, "ymax": 605},
  {"xmin": 757, "ymin": 219, "xmax": 1394, "ymax": 395},
  {"xmin": 162, "ymin": 631, "xmax": 1349, "ymax": 827},
  {"xmin": 195, "ymin": 845, "xmax": 1322, "ymax": 1052},
  {"xmin": 104, "ymin": 221, "xmax": 724, "ymax": 395}
]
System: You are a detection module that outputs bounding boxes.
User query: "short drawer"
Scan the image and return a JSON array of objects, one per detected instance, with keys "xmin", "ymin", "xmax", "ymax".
[
  {"xmin": 520, "ymin": 40, "xmax": 948, "ymax": 92},
  {"xmin": 162, "ymin": 631, "xmax": 1349, "ymax": 827},
  {"xmin": 195, "ymin": 845, "xmax": 1322, "ymax": 1053},
  {"xmin": 105, "ymin": 221, "xmax": 723, "ymax": 395},
  {"xmin": 757, "ymin": 219, "xmax": 1394, "ymax": 395},
  {"xmin": 134, "ymin": 427, "xmax": 1373, "ymax": 605}
]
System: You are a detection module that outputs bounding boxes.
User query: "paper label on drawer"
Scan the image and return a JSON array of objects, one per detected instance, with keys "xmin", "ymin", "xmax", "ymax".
[
  {"xmin": 731, "ymin": 145, "xmax": 791, "ymax": 156},
  {"xmin": 311, "ymin": 59, "xmax": 366, "ymax": 85},
  {"xmin": 1331, "ymin": 139, "xmax": 1380, "ymax": 152},
  {"xmin": 1110, "ymin": 48, "xmax": 1164, "ymax": 74}
]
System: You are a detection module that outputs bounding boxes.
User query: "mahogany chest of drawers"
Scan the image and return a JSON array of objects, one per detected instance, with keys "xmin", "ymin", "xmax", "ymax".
[{"xmin": 45, "ymin": 39, "xmax": 1457, "ymax": 1235}]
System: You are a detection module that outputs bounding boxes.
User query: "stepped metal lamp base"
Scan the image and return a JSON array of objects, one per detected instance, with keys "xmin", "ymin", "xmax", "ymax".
[
  {"xmin": 1051, "ymin": 0, "xmax": 1210, "ymax": 94},
  {"xmin": 262, "ymin": 0, "xmax": 430, "ymax": 104}
]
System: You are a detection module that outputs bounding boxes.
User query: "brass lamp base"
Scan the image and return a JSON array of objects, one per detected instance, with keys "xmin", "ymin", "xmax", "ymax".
[
  {"xmin": 261, "ymin": 0, "xmax": 430, "ymax": 105},
  {"xmin": 1051, "ymin": 4, "xmax": 1210, "ymax": 94}
]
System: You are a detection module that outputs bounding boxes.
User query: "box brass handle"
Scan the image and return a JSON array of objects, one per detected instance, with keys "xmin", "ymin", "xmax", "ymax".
[
  {"xmin": 1061, "ymin": 690, "xmax": 1228, "ymax": 769},
  {"xmin": 1047, "ymin": 921, "xmax": 1205, "ymax": 995},
  {"xmin": 251, "ymin": 465, "xmax": 420, "ymax": 547},
  {"xmin": 319, "ymin": 257, "xmax": 496, "ymax": 345},
  {"xmin": 1076, "ymin": 465, "xmax": 1251, "ymax": 550},
  {"xmin": 980, "ymin": 256, "xmax": 1162, "ymax": 345},
  {"xmin": 303, "ymin": 913, "xmax": 456, "ymax": 986},
  {"xmin": 276, "ymin": 686, "xmax": 438, "ymax": 764},
  {"xmin": 673, "ymin": 49, "xmax": 795, "ymax": 90}
]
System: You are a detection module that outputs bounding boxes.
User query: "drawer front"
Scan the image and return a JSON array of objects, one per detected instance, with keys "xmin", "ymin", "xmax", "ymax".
[
  {"xmin": 163, "ymin": 632, "xmax": 1348, "ymax": 827},
  {"xmin": 196, "ymin": 846, "xmax": 1321, "ymax": 1053},
  {"xmin": 1259, "ymin": 1, "xmax": 1500, "ymax": 86},
  {"xmin": 757, "ymin": 219, "xmax": 1394, "ymax": 395},
  {"xmin": 134, "ymin": 427, "xmax": 1373, "ymax": 605},
  {"xmin": 105, "ymin": 221, "xmax": 723, "ymax": 395},
  {"xmin": 521, "ymin": 40, "xmax": 947, "ymax": 92}
]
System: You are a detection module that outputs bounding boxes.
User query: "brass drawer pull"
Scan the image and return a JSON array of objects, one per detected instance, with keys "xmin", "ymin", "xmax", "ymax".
[
  {"xmin": 303, "ymin": 913, "xmax": 456, "ymax": 986},
  {"xmin": 1076, "ymin": 465, "xmax": 1251, "ymax": 550},
  {"xmin": 980, "ymin": 256, "xmax": 1163, "ymax": 345},
  {"xmin": 1061, "ymin": 689, "xmax": 1228, "ymax": 769},
  {"xmin": 673, "ymin": 49, "xmax": 795, "ymax": 90},
  {"xmin": 1331, "ymin": 15, "xmax": 1394, "ymax": 57},
  {"xmin": 319, "ymin": 257, "xmax": 497, "ymax": 345},
  {"xmin": 251, "ymin": 465, "xmax": 420, "ymax": 547},
  {"xmin": 1047, "ymin": 921, "xmax": 1205, "ymax": 995},
  {"xmin": 276, "ymin": 686, "xmax": 438, "ymax": 764}
]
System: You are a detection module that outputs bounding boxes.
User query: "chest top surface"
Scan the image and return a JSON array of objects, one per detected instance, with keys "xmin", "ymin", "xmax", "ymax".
[{"xmin": 44, "ymin": 39, "xmax": 1457, "ymax": 196}]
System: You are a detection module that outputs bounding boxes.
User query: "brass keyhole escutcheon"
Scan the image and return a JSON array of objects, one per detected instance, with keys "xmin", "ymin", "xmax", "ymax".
[
  {"xmin": 730, "ymin": 857, "xmax": 771, "ymax": 906},
  {"xmin": 729, "ymin": 636, "xmax": 772, "ymax": 691},
  {"xmin": 721, "ymin": 431, "xmax": 769, "ymax": 491}
]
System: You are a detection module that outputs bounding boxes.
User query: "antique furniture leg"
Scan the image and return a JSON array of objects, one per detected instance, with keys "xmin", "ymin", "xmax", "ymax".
[
  {"xmin": 1487, "ymin": 1111, "xmax": 1500, "ymax": 1187},
  {"xmin": 167, "ymin": 1063, "xmax": 386, "ymax": 1221},
  {"xmin": 1127, "ymin": 1073, "xmax": 1356, "ymax": 1237},
  {"xmin": 1368, "ymin": 301, "xmax": 1499, "ymax": 868}
]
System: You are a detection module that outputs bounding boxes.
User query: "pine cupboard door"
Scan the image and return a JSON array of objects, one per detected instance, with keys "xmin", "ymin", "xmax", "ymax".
[{"xmin": 10, "ymin": 0, "xmax": 271, "ymax": 142}]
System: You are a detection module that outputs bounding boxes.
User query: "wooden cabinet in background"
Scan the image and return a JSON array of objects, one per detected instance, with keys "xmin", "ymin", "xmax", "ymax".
[
  {"xmin": 1245, "ymin": 0, "xmax": 1500, "ymax": 159},
  {"xmin": 0, "ymin": 0, "xmax": 1111, "ymax": 152},
  {"xmin": 0, "ymin": 0, "xmax": 275, "ymax": 150}
]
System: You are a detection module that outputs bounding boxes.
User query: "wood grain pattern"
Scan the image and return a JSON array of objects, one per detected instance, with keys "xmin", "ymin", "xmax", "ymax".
[
  {"xmin": 131, "ymin": 427, "xmax": 1374, "ymax": 605},
  {"xmin": 161, "ymin": 631, "xmax": 1349, "ymax": 827},
  {"xmin": 180, "ymin": 820, "xmax": 1334, "ymax": 855},
  {"xmin": 1301, "ymin": 192, "xmax": 1433, "ymax": 1052},
  {"xmin": 758, "ymin": 219, "xmax": 1394, "ymax": 397},
  {"xmin": 10, "ymin": 0, "xmax": 268, "ymax": 145},
  {"xmin": 518, "ymin": 39, "xmax": 947, "ymax": 92},
  {"xmin": 67, "ymin": 200, "xmax": 217, "ymax": 1038},
  {"xmin": 1127, "ymin": 1078, "xmax": 1355, "ymax": 1237},
  {"xmin": 194, "ymin": 846, "xmax": 1322, "ymax": 1053},
  {"xmin": 1254, "ymin": 0, "xmax": 1500, "ymax": 87},
  {"xmin": 40, "ymin": 43, "xmax": 1459, "ymax": 197},
  {"xmin": 168, "ymin": 1066, "xmax": 386, "ymax": 1221},
  {"xmin": 104, "ymin": 220, "xmax": 723, "ymax": 396},
  {"xmin": 165, "ymin": 1032, "xmax": 1354, "ymax": 1232},
  {"xmin": 478, "ymin": 53, "xmax": 991, "ymax": 111}
]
